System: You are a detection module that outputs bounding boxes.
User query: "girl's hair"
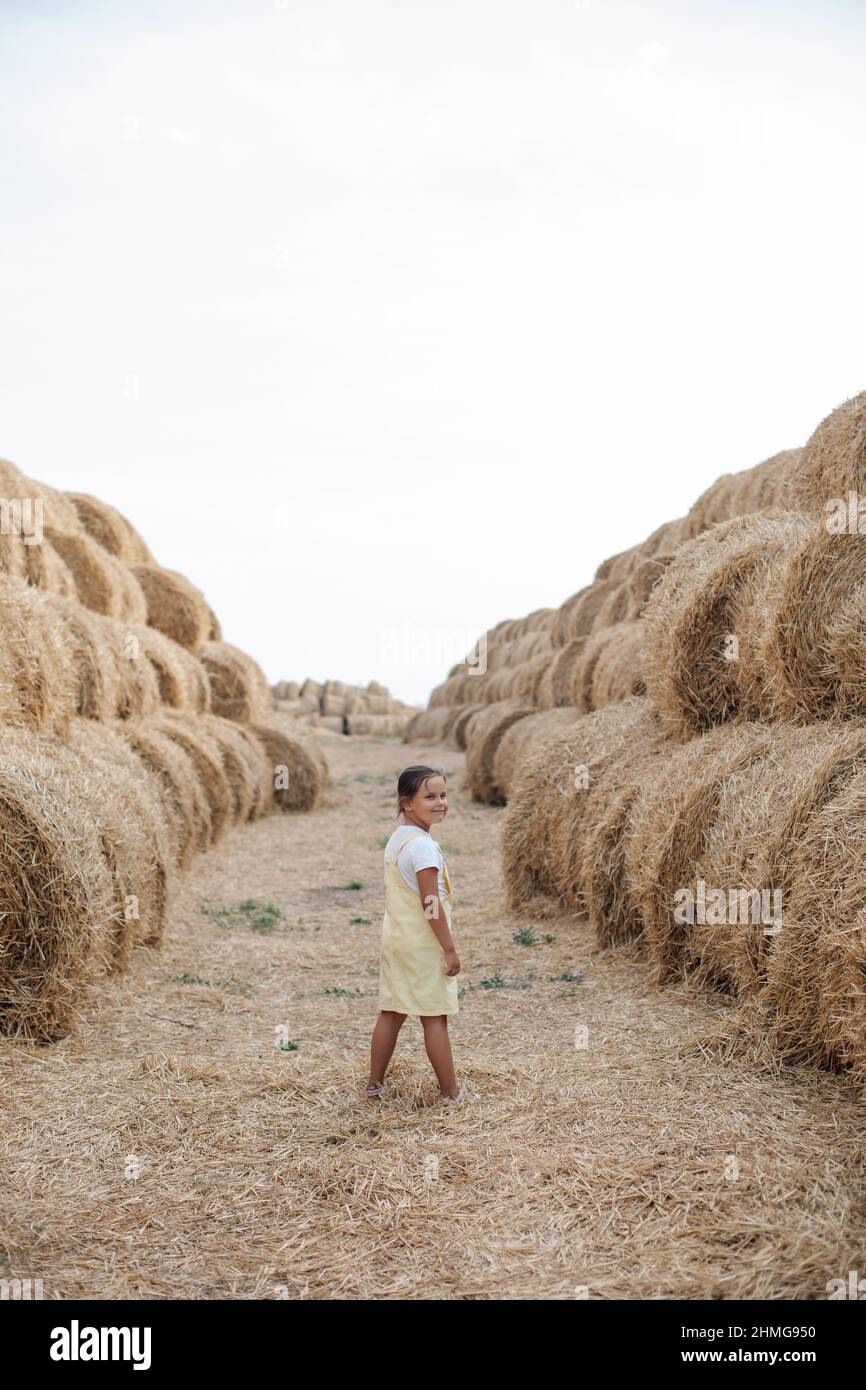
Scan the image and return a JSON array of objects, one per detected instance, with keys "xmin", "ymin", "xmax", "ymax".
[{"xmin": 396, "ymin": 765, "xmax": 445, "ymax": 817}]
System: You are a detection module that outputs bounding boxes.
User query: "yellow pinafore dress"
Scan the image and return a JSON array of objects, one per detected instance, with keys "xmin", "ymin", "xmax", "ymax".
[{"xmin": 379, "ymin": 829, "xmax": 459, "ymax": 1017}]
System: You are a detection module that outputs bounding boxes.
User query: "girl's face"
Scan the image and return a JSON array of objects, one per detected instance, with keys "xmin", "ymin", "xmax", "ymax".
[{"xmin": 403, "ymin": 775, "xmax": 448, "ymax": 829}]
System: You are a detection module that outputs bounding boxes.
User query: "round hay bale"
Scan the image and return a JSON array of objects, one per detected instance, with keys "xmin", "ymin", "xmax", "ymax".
[
  {"xmin": 788, "ymin": 391, "xmax": 866, "ymax": 512},
  {"xmin": 128, "ymin": 624, "xmax": 199, "ymax": 710},
  {"xmin": 492, "ymin": 708, "xmax": 581, "ymax": 803},
  {"xmin": 562, "ymin": 578, "xmax": 624, "ymax": 642},
  {"xmin": 50, "ymin": 724, "xmax": 173, "ymax": 960},
  {"xmin": 403, "ymin": 707, "xmax": 459, "ymax": 744},
  {"xmin": 321, "ymin": 695, "xmax": 346, "ymax": 718},
  {"xmin": 198, "ymin": 713, "xmax": 261, "ymax": 822},
  {"xmin": 591, "ymin": 581, "xmax": 638, "ymax": 632},
  {"xmin": 117, "ymin": 724, "xmax": 212, "ymax": 864},
  {"xmin": 686, "ymin": 472, "xmax": 739, "ymax": 534},
  {"xmin": 16, "ymin": 477, "xmax": 84, "ymax": 537},
  {"xmin": 589, "ymin": 621, "xmax": 646, "ymax": 710},
  {"xmin": 130, "ymin": 563, "xmax": 212, "ymax": 649},
  {"xmin": 248, "ymin": 719, "xmax": 326, "ymax": 812},
  {"xmin": 641, "ymin": 517, "xmax": 689, "ymax": 558},
  {"xmin": 65, "ymin": 492, "xmax": 153, "ymax": 564},
  {"xmin": 0, "ymin": 457, "xmax": 23, "ymax": 491},
  {"xmin": 98, "ymin": 619, "xmax": 161, "ymax": 720},
  {"xmin": 642, "ymin": 511, "xmax": 814, "ymax": 736},
  {"xmin": 760, "ymin": 765, "xmax": 866, "ymax": 1082},
  {"xmin": 152, "ymin": 712, "xmax": 233, "ymax": 843},
  {"xmin": 320, "ymin": 714, "xmax": 346, "ymax": 734},
  {"xmin": 0, "ymin": 576, "xmax": 78, "ymax": 734},
  {"xmin": 629, "ymin": 553, "xmax": 676, "ymax": 611},
  {"xmin": 195, "ymin": 640, "xmax": 273, "ymax": 722},
  {"xmin": 465, "ymin": 700, "xmax": 536, "ymax": 804},
  {"xmin": 52, "ymin": 598, "xmax": 122, "ymax": 722},
  {"xmin": 0, "ymin": 736, "xmax": 116, "ymax": 1041},
  {"xmin": 45, "ymin": 528, "xmax": 148, "ymax": 622},
  {"xmin": 20, "ymin": 537, "xmax": 77, "ymax": 596},
  {"xmin": 300, "ymin": 678, "xmax": 322, "ymax": 699},
  {"xmin": 450, "ymin": 702, "xmax": 486, "ymax": 750},
  {"xmin": 220, "ymin": 722, "xmax": 274, "ymax": 820},
  {"xmin": 595, "ymin": 545, "xmax": 641, "ymax": 583},
  {"xmin": 502, "ymin": 697, "xmax": 652, "ymax": 912}
]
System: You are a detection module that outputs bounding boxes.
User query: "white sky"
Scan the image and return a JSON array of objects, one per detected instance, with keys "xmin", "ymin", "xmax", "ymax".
[{"xmin": 2, "ymin": 0, "xmax": 865, "ymax": 704}]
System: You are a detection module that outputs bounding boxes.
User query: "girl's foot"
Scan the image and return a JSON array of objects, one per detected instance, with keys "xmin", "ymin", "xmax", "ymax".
[
  {"xmin": 437, "ymin": 1085, "xmax": 477, "ymax": 1105},
  {"xmin": 363, "ymin": 1080, "xmax": 385, "ymax": 1100}
]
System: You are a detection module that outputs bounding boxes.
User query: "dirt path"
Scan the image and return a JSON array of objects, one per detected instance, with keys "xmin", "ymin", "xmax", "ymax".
[{"xmin": 2, "ymin": 733, "xmax": 865, "ymax": 1300}]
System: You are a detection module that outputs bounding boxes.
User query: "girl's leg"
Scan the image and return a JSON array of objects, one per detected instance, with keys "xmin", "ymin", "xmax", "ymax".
[
  {"xmin": 369, "ymin": 1010, "xmax": 407, "ymax": 1086},
  {"xmin": 420, "ymin": 1015, "xmax": 459, "ymax": 1098}
]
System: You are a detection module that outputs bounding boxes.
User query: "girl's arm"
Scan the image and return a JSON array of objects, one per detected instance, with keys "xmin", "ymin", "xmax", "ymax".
[{"xmin": 416, "ymin": 867, "xmax": 460, "ymax": 975}]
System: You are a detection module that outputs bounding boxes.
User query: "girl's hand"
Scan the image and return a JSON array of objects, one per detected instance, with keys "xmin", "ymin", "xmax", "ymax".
[{"xmin": 444, "ymin": 948, "xmax": 461, "ymax": 977}]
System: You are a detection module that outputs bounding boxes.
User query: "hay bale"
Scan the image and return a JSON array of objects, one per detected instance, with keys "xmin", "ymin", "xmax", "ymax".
[
  {"xmin": 220, "ymin": 722, "xmax": 275, "ymax": 820},
  {"xmin": 0, "ymin": 576, "xmax": 78, "ymax": 734},
  {"xmin": 788, "ymin": 391, "xmax": 866, "ymax": 512},
  {"xmin": 319, "ymin": 714, "xmax": 346, "ymax": 734},
  {"xmin": 591, "ymin": 581, "xmax": 638, "ymax": 632},
  {"xmin": 571, "ymin": 627, "xmax": 615, "ymax": 715},
  {"xmin": 198, "ymin": 713, "xmax": 262, "ymax": 822},
  {"xmin": 686, "ymin": 473, "xmax": 739, "ymax": 534},
  {"xmin": 321, "ymin": 694, "xmax": 346, "ymax": 717},
  {"xmin": 642, "ymin": 511, "xmax": 814, "ymax": 736},
  {"xmin": 52, "ymin": 598, "xmax": 121, "ymax": 722},
  {"xmin": 131, "ymin": 563, "xmax": 213, "ymax": 649},
  {"xmin": 152, "ymin": 712, "xmax": 233, "ymax": 844},
  {"xmin": 449, "ymin": 703, "xmax": 486, "ymax": 750},
  {"xmin": 195, "ymin": 640, "xmax": 273, "ymax": 722},
  {"xmin": 628, "ymin": 553, "xmax": 676, "ymax": 611},
  {"xmin": 502, "ymin": 698, "xmax": 653, "ymax": 912},
  {"xmin": 0, "ymin": 735, "xmax": 116, "ymax": 1041},
  {"xmin": 465, "ymin": 700, "xmax": 536, "ymax": 804},
  {"xmin": 403, "ymin": 707, "xmax": 459, "ymax": 744},
  {"xmin": 759, "ymin": 766, "xmax": 866, "ymax": 1082},
  {"xmin": 20, "ymin": 537, "xmax": 77, "ymax": 596},
  {"xmin": 345, "ymin": 714, "xmax": 406, "ymax": 736},
  {"xmin": 66, "ymin": 492, "xmax": 153, "ymax": 564},
  {"xmin": 555, "ymin": 580, "xmax": 623, "ymax": 645},
  {"xmin": 56, "ymin": 722, "xmax": 174, "ymax": 959},
  {"xmin": 15, "ymin": 477, "xmax": 85, "ymax": 536},
  {"xmin": 117, "ymin": 724, "xmax": 212, "ymax": 864},
  {"xmin": 248, "ymin": 718, "xmax": 327, "ymax": 812},
  {"xmin": 99, "ymin": 619, "xmax": 161, "ymax": 720},
  {"xmin": 589, "ymin": 621, "xmax": 646, "ymax": 710},
  {"xmin": 492, "ymin": 708, "xmax": 581, "ymax": 803},
  {"xmin": 46, "ymin": 528, "xmax": 148, "ymax": 622},
  {"xmin": 128, "ymin": 624, "xmax": 202, "ymax": 710},
  {"xmin": 626, "ymin": 720, "xmax": 866, "ymax": 1010}
]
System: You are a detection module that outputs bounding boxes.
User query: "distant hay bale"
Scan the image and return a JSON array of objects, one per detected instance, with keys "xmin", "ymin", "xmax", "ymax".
[
  {"xmin": 732, "ymin": 450, "xmax": 801, "ymax": 515},
  {"xmin": 220, "ymin": 722, "xmax": 274, "ymax": 820},
  {"xmin": 642, "ymin": 511, "xmax": 813, "ymax": 736},
  {"xmin": 589, "ymin": 621, "xmax": 646, "ymax": 710},
  {"xmin": 403, "ymin": 707, "xmax": 460, "ymax": 744},
  {"xmin": 345, "ymin": 714, "xmax": 406, "ymax": 736},
  {"xmin": 320, "ymin": 715, "xmax": 345, "ymax": 734},
  {"xmin": 98, "ymin": 619, "xmax": 161, "ymax": 720},
  {"xmin": 788, "ymin": 391, "xmax": 866, "ymax": 512},
  {"xmin": 131, "ymin": 563, "xmax": 212, "ymax": 649},
  {"xmin": 321, "ymin": 695, "xmax": 346, "ymax": 717},
  {"xmin": 591, "ymin": 581, "xmax": 637, "ymax": 632},
  {"xmin": 195, "ymin": 640, "xmax": 273, "ymax": 722},
  {"xmin": 153, "ymin": 712, "xmax": 233, "ymax": 844},
  {"xmin": 492, "ymin": 708, "xmax": 581, "ymax": 803},
  {"xmin": 117, "ymin": 724, "xmax": 212, "ymax": 865},
  {"xmin": 555, "ymin": 580, "xmax": 624, "ymax": 645},
  {"xmin": 465, "ymin": 700, "xmax": 536, "ymax": 804},
  {"xmin": 594, "ymin": 545, "xmax": 641, "ymax": 583},
  {"xmin": 543, "ymin": 639, "xmax": 587, "ymax": 709},
  {"xmin": 0, "ymin": 736, "xmax": 116, "ymax": 1041},
  {"xmin": 629, "ymin": 553, "xmax": 676, "ymax": 611},
  {"xmin": 66, "ymin": 492, "xmax": 153, "ymax": 564},
  {"xmin": 502, "ymin": 698, "xmax": 652, "ymax": 912},
  {"xmin": 46, "ymin": 528, "xmax": 148, "ymax": 622},
  {"xmin": 687, "ymin": 473, "xmax": 739, "ymax": 534},
  {"xmin": 367, "ymin": 680, "xmax": 388, "ymax": 695},
  {"xmin": 300, "ymin": 678, "xmax": 323, "ymax": 699},
  {"xmin": 0, "ymin": 576, "xmax": 78, "ymax": 733},
  {"xmin": 248, "ymin": 718, "xmax": 327, "ymax": 812}
]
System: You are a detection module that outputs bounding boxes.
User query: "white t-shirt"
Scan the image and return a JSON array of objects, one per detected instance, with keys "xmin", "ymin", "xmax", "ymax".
[{"xmin": 384, "ymin": 824, "xmax": 447, "ymax": 899}]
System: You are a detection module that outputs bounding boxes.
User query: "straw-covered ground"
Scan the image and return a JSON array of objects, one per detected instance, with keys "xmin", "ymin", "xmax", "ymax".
[{"xmin": 2, "ymin": 733, "xmax": 864, "ymax": 1300}]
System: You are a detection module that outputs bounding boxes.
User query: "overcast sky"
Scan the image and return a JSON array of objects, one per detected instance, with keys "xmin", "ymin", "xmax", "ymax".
[{"xmin": 2, "ymin": 0, "xmax": 865, "ymax": 703}]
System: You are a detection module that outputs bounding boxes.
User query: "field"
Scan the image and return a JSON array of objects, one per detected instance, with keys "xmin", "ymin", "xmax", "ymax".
[{"xmin": 3, "ymin": 730, "xmax": 864, "ymax": 1301}]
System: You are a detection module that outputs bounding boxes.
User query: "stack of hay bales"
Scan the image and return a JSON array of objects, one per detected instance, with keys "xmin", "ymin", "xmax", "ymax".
[
  {"xmin": 494, "ymin": 389, "xmax": 866, "ymax": 1083},
  {"xmin": 0, "ymin": 461, "xmax": 329, "ymax": 1042},
  {"xmin": 414, "ymin": 391, "xmax": 866, "ymax": 809},
  {"xmin": 272, "ymin": 677, "xmax": 420, "ymax": 737}
]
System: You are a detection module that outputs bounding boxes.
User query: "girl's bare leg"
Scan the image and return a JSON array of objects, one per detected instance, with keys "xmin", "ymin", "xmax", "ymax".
[
  {"xmin": 369, "ymin": 1010, "xmax": 407, "ymax": 1086},
  {"xmin": 420, "ymin": 1015, "xmax": 459, "ymax": 1097}
]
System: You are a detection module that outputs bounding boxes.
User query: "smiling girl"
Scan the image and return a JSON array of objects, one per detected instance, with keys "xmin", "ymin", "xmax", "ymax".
[{"xmin": 365, "ymin": 764, "xmax": 473, "ymax": 1105}]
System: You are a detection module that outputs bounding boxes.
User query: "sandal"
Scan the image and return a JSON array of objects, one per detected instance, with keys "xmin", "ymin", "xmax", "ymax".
[
  {"xmin": 363, "ymin": 1080, "xmax": 385, "ymax": 1099},
  {"xmin": 438, "ymin": 1085, "xmax": 477, "ymax": 1106}
]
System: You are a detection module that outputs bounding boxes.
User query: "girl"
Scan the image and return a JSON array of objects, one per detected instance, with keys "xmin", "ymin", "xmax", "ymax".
[{"xmin": 365, "ymin": 765, "xmax": 473, "ymax": 1105}]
